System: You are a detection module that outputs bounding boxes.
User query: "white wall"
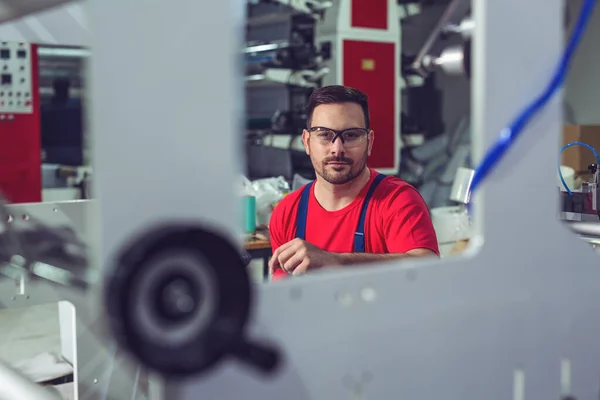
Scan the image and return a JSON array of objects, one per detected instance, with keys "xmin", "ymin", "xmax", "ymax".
[{"xmin": 565, "ymin": 0, "xmax": 600, "ymax": 124}]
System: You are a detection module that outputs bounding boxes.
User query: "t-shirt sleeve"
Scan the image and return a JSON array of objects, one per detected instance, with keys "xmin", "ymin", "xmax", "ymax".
[
  {"xmin": 268, "ymin": 201, "xmax": 287, "ymax": 252},
  {"xmin": 383, "ymin": 186, "xmax": 439, "ymax": 255}
]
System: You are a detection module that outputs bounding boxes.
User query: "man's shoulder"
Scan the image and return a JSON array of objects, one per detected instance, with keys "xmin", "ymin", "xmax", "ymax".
[
  {"xmin": 377, "ymin": 174, "xmax": 418, "ymax": 197},
  {"xmin": 271, "ymin": 183, "xmax": 310, "ymax": 222},
  {"xmin": 269, "ymin": 184, "xmax": 308, "ymax": 234},
  {"xmin": 276, "ymin": 184, "xmax": 309, "ymax": 210},
  {"xmin": 371, "ymin": 174, "xmax": 429, "ymax": 212}
]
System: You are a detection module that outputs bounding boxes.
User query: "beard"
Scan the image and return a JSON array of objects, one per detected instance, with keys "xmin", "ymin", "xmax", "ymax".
[{"xmin": 313, "ymin": 150, "xmax": 369, "ymax": 185}]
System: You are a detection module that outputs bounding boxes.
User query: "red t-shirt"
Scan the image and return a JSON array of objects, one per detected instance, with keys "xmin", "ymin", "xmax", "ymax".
[{"xmin": 269, "ymin": 168, "xmax": 439, "ymax": 278}]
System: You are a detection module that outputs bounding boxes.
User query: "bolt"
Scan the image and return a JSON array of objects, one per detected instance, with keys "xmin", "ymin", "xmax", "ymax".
[
  {"xmin": 93, "ymin": 378, "xmax": 99, "ymax": 384},
  {"xmin": 360, "ymin": 287, "xmax": 377, "ymax": 302}
]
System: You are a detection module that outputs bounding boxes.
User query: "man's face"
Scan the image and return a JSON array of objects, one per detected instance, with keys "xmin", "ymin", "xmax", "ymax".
[{"xmin": 302, "ymin": 102, "xmax": 374, "ymax": 185}]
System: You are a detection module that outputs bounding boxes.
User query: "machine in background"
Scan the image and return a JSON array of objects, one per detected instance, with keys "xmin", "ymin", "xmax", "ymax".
[
  {"xmin": 560, "ymin": 163, "xmax": 600, "ymax": 222},
  {"xmin": 0, "ymin": 41, "xmax": 42, "ymax": 203},
  {"xmin": 37, "ymin": 46, "xmax": 90, "ymax": 201},
  {"xmin": 245, "ymin": 0, "xmax": 402, "ymax": 181},
  {"xmin": 398, "ymin": 0, "xmax": 473, "ymax": 207},
  {"xmin": 0, "ymin": 41, "xmax": 89, "ymax": 203},
  {"xmin": 245, "ymin": 1, "xmax": 330, "ymax": 182},
  {"xmin": 39, "ymin": 47, "xmax": 86, "ymax": 168}
]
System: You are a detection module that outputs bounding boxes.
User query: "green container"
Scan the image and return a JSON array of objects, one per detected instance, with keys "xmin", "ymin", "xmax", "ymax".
[{"xmin": 243, "ymin": 196, "xmax": 257, "ymax": 233}]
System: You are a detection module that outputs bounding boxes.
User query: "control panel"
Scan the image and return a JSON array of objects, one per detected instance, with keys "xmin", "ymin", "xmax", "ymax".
[{"xmin": 0, "ymin": 41, "xmax": 34, "ymax": 115}]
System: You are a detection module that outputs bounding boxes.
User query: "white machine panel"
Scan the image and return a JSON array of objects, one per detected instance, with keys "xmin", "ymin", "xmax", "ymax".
[{"xmin": 0, "ymin": 41, "xmax": 33, "ymax": 114}]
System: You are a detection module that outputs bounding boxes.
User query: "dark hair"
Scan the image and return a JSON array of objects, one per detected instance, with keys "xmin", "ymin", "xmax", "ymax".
[{"xmin": 306, "ymin": 85, "xmax": 370, "ymax": 129}]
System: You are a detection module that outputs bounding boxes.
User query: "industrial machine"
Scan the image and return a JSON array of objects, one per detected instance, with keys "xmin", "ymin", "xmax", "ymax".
[
  {"xmin": 245, "ymin": 0, "xmax": 401, "ymax": 180},
  {"xmin": 2, "ymin": 1, "xmax": 600, "ymax": 400},
  {"xmin": 397, "ymin": 0, "xmax": 473, "ymax": 206},
  {"xmin": 245, "ymin": 0, "xmax": 330, "ymax": 135},
  {"xmin": 315, "ymin": 0, "xmax": 401, "ymax": 173},
  {"xmin": 0, "ymin": 38, "xmax": 89, "ymax": 203},
  {"xmin": 560, "ymin": 163, "xmax": 600, "ymax": 222},
  {"xmin": 244, "ymin": 1, "xmax": 330, "ymax": 181},
  {"xmin": 0, "ymin": 41, "xmax": 42, "ymax": 203}
]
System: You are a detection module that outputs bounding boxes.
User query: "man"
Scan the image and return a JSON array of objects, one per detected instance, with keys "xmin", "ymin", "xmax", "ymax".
[
  {"xmin": 268, "ymin": 85, "xmax": 439, "ymax": 279},
  {"xmin": 50, "ymin": 78, "xmax": 73, "ymax": 107}
]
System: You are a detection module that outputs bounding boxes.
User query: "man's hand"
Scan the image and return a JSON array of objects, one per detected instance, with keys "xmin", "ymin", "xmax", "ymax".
[{"xmin": 269, "ymin": 238, "xmax": 339, "ymax": 276}]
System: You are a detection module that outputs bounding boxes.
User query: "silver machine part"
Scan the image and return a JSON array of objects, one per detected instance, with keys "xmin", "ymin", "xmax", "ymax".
[
  {"xmin": 0, "ymin": 201, "xmax": 153, "ymax": 399},
  {"xmin": 1, "ymin": 0, "xmax": 599, "ymax": 399},
  {"xmin": 430, "ymin": 45, "xmax": 467, "ymax": 76},
  {"xmin": 569, "ymin": 221, "xmax": 600, "ymax": 238},
  {"xmin": 442, "ymin": 16, "xmax": 474, "ymax": 39},
  {"xmin": 449, "ymin": 167, "xmax": 474, "ymax": 204},
  {"xmin": 410, "ymin": 0, "xmax": 472, "ymax": 77}
]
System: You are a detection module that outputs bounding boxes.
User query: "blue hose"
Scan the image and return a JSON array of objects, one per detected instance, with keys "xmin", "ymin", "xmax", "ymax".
[
  {"xmin": 469, "ymin": 0, "xmax": 597, "ymax": 203},
  {"xmin": 558, "ymin": 141, "xmax": 600, "ymax": 195}
]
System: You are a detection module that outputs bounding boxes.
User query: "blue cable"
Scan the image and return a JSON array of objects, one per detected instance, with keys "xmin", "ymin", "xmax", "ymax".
[
  {"xmin": 558, "ymin": 141, "xmax": 600, "ymax": 195},
  {"xmin": 468, "ymin": 0, "xmax": 597, "ymax": 204}
]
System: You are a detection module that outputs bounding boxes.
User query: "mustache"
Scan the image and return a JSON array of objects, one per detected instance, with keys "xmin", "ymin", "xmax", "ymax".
[{"xmin": 323, "ymin": 156, "xmax": 353, "ymax": 164}]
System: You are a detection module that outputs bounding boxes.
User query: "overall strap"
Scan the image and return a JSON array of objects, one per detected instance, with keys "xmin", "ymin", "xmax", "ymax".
[
  {"xmin": 295, "ymin": 181, "xmax": 314, "ymax": 240},
  {"xmin": 354, "ymin": 174, "xmax": 386, "ymax": 252}
]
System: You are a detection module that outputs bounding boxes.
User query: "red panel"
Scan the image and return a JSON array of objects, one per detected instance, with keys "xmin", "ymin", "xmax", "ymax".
[
  {"xmin": 351, "ymin": 0, "xmax": 388, "ymax": 30},
  {"xmin": 343, "ymin": 40, "xmax": 396, "ymax": 170},
  {"xmin": 0, "ymin": 43, "xmax": 42, "ymax": 203}
]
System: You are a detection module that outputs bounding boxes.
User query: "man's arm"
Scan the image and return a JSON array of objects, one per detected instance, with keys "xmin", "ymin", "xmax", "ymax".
[{"xmin": 332, "ymin": 248, "xmax": 438, "ymax": 266}]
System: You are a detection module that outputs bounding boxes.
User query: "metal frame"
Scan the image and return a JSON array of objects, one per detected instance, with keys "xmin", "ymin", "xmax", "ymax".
[
  {"xmin": 2, "ymin": 0, "xmax": 599, "ymax": 398},
  {"xmin": 95, "ymin": 0, "xmax": 600, "ymax": 398},
  {"xmin": 0, "ymin": 200, "xmax": 153, "ymax": 399}
]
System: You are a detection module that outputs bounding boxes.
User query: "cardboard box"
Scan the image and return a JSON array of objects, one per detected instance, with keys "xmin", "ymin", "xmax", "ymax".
[{"xmin": 562, "ymin": 125, "xmax": 600, "ymax": 175}]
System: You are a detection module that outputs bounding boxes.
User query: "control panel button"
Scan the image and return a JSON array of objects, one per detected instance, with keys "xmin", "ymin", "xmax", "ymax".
[{"xmin": 0, "ymin": 42, "xmax": 33, "ymax": 114}]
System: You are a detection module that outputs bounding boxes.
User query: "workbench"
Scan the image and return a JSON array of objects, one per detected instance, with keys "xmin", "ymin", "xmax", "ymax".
[{"xmin": 244, "ymin": 229, "xmax": 272, "ymax": 281}]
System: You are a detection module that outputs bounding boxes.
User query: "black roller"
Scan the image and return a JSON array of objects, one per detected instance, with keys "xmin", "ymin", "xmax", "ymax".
[{"xmin": 103, "ymin": 223, "xmax": 281, "ymax": 378}]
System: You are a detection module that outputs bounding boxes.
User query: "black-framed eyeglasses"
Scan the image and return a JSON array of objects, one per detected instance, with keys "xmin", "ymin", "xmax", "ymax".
[{"xmin": 307, "ymin": 126, "xmax": 369, "ymax": 148}]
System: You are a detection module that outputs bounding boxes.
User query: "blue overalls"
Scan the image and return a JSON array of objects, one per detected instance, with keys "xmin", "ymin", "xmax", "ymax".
[{"xmin": 295, "ymin": 173, "xmax": 386, "ymax": 252}]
